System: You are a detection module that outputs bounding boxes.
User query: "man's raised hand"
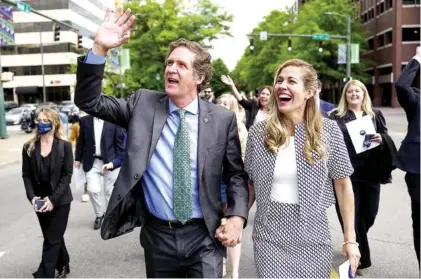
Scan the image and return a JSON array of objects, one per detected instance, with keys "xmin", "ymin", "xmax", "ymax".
[{"xmin": 92, "ymin": 7, "xmax": 136, "ymax": 56}]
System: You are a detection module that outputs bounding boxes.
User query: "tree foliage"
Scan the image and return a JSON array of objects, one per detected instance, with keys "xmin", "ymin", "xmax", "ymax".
[
  {"xmin": 210, "ymin": 58, "xmax": 230, "ymax": 97},
  {"xmin": 102, "ymin": 0, "xmax": 233, "ymax": 97},
  {"xmin": 231, "ymin": 0, "xmax": 372, "ymax": 94}
]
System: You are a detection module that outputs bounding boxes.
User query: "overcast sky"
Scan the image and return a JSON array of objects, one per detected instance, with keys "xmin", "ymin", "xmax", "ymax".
[{"xmin": 100, "ymin": 0, "xmax": 295, "ymax": 70}]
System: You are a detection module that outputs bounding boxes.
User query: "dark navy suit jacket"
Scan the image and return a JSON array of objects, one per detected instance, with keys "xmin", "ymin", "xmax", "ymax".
[
  {"xmin": 394, "ymin": 58, "xmax": 420, "ymax": 175},
  {"xmin": 320, "ymin": 99, "xmax": 335, "ymax": 114},
  {"xmin": 75, "ymin": 115, "xmax": 126, "ymax": 172}
]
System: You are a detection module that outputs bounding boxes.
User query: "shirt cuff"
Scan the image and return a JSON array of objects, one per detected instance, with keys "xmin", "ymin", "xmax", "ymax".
[
  {"xmin": 84, "ymin": 49, "xmax": 106, "ymax": 65},
  {"xmin": 413, "ymin": 55, "xmax": 421, "ymax": 65}
]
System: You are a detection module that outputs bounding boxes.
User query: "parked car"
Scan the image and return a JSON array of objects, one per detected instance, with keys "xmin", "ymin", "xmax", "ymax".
[
  {"xmin": 5, "ymin": 107, "xmax": 31, "ymax": 125},
  {"xmin": 60, "ymin": 104, "xmax": 79, "ymax": 116},
  {"xmin": 4, "ymin": 101, "xmax": 18, "ymax": 112}
]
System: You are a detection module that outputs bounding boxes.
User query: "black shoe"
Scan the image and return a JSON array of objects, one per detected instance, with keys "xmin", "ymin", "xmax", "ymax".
[
  {"xmin": 56, "ymin": 264, "xmax": 70, "ymax": 278},
  {"xmin": 94, "ymin": 215, "xmax": 104, "ymax": 230}
]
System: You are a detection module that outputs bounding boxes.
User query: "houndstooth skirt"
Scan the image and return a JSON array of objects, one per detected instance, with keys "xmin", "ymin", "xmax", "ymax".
[{"xmin": 253, "ymin": 201, "xmax": 332, "ymax": 278}]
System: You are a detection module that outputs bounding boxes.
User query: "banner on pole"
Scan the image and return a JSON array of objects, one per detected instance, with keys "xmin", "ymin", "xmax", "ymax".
[
  {"xmin": 0, "ymin": 5, "xmax": 15, "ymax": 46},
  {"xmin": 338, "ymin": 44, "xmax": 346, "ymax": 64},
  {"xmin": 351, "ymin": 44, "xmax": 359, "ymax": 64}
]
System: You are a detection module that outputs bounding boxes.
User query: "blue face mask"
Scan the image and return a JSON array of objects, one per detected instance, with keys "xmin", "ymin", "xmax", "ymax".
[{"xmin": 37, "ymin": 122, "xmax": 52, "ymax": 134}]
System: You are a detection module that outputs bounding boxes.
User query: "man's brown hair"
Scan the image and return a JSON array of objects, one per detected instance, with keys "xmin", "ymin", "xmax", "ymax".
[{"xmin": 167, "ymin": 38, "xmax": 213, "ymax": 92}]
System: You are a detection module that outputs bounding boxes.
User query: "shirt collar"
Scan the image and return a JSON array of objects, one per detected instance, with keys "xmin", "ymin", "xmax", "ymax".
[{"xmin": 169, "ymin": 95, "xmax": 199, "ymax": 115}]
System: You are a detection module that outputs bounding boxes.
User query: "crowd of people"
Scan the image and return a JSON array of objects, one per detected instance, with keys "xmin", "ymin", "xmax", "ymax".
[{"xmin": 20, "ymin": 6, "xmax": 419, "ymax": 279}]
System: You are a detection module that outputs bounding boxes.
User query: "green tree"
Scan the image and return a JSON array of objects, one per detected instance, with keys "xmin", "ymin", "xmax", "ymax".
[
  {"xmin": 210, "ymin": 58, "xmax": 230, "ymax": 97},
  {"xmin": 231, "ymin": 0, "xmax": 372, "ymax": 99},
  {"xmin": 103, "ymin": 0, "xmax": 233, "ymax": 97}
]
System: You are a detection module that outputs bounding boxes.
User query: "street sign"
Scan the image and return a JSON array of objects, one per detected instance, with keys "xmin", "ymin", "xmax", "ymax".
[
  {"xmin": 312, "ymin": 33, "xmax": 329, "ymax": 40},
  {"xmin": 16, "ymin": 2, "xmax": 31, "ymax": 13},
  {"xmin": 0, "ymin": 5, "xmax": 15, "ymax": 46},
  {"xmin": 260, "ymin": 31, "xmax": 267, "ymax": 41}
]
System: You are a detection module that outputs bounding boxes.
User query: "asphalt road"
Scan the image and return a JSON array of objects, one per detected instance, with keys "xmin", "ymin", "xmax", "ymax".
[{"xmin": 0, "ymin": 112, "xmax": 419, "ymax": 278}]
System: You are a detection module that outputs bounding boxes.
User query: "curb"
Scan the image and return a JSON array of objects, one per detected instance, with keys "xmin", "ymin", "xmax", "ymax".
[{"xmin": 0, "ymin": 159, "xmax": 21, "ymax": 169}]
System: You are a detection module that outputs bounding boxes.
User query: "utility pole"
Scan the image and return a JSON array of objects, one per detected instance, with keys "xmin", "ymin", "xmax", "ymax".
[
  {"xmin": 39, "ymin": 24, "xmax": 46, "ymax": 103},
  {"xmin": 0, "ymin": 47, "xmax": 7, "ymax": 138},
  {"xmin": 346, "ymin": 14, "xmax": 351, "ymax": 81}
]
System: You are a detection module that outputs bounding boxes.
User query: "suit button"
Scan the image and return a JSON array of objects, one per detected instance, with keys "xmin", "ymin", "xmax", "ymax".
[
  {"xmin": 134, "ymin": 174, "xmax": 139, "ymax": 180},
  {"xmin": 117, "ymin": 194, "xmax": 122, "ymax": 200}
]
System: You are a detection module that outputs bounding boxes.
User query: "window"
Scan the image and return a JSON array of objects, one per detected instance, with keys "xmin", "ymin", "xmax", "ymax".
[
  {"xmin": 370, "ymin": 8, "xmax": 374, "ymax": 19},
  {"xmin": 368, "ymin": 38, "xmax": 374, "ymax": 50},
  {"xmin": 386, "ymin": 0, "xmax": 393, "ymax": 9},
  {"xmin": 402, "ymin": 27, "xmax": 421, "ymax": 42},
  {"xmin": 385, "ymin": 30, "xmax": 393, "ymax": 44},
  {"xmin": 403, "ymin": 0, "xmax": 420, "ymax": 4},
  {"xmin": 380, "ymin": 2, "xmax": 385, "ymax": 13},
  {"xmin": 377, "ymin": 35, "xmax": 385, "ymax": 47},
  {"xmin": 364, "ymin": 13, "xmax": 368, "ymax": 22},
  {"xmin": 366, "ymin": 69, "xmax": 375, "ymax": 76},
  {"xmin": 378, "ymin": 66, "xmax": 392, "ymax": 75}
]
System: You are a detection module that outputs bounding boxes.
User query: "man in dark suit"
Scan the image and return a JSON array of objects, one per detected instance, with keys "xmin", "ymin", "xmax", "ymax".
[
  {"xmin": 395, "ymin": 46, "xmax": 420, "ymax": 266},
  {"xmin": 74, "ymin": 7, "xmax": 248, "ymax": 278},
  {"xmin": 74, "ymin": 115, "xmax": 126, "ymax": 230}
]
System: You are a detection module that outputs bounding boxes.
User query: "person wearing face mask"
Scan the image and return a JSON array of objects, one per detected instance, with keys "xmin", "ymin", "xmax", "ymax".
[
  {"xmin": 244, "ymin": 59, "xmax": 360, "ymax": 278},
  {"xmin": 221, "ymin": 75, "xmax": 272, "ymax": 130},
  {"xmin": 22, "ymin": 108, "xmax": 73, "ymax": 278},
  {"xmin": 329, "ymin": 80, "xmax": 391, "ymax": 274}
]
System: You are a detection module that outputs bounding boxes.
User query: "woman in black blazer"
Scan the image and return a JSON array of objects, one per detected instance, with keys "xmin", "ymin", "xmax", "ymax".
[
  {"xmin": 329, "ymin": 80, "xmax": 388, "ymax": 275},
  {"xmin": 221, "ymin": 75, "xmax": 272, "ymax": 130},
  {"xmin": 22, "ymin": 108, "xmax": 73, "ymax": 278}
]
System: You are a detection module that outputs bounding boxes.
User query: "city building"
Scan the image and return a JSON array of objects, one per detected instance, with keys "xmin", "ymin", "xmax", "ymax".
[
  {"xmin": 293, "ymin": 0, "xmax": 420, "ymax": 107},
  {"xmin": 0, "ymin": 0, "xmax": 107, "ymax": 105},
  {"xmin": 360, "ymin": 0, "xmax": 420, "ymax": 107}
]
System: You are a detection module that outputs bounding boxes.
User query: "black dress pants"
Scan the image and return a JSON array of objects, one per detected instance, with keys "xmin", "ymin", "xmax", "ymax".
[
  {"xmin": 405, "ymin": 172, "xmax": 420, "ymax": 267},
  {"xmin": 335, "ymin": 180, "xmax": 380, "ymax": 269},
  {"xmin": 140, "ymin": 217, "xmax": 223, "ymax": 278},
  {"xmin": 33, "ymin": 203, "xmax": 71, "ymax": 278}
]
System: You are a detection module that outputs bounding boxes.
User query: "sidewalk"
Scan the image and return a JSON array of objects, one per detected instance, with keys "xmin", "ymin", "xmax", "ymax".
[{"xmin": 0, "ymin": 131, "xmax": 32, "ymax": 169}]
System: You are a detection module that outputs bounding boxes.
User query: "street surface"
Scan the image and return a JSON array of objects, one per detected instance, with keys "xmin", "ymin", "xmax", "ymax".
[{"xmin": 0, "ymin": 109, "xmax": 419, "ymax": 278}]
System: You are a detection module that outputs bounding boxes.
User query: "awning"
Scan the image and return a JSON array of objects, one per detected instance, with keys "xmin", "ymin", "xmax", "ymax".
[{"xmin": 15, "ymin": 87, "xmax": 39, "ymax": 95}]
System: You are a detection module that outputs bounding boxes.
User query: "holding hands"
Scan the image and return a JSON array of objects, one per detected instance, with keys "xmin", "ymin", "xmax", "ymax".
[{"xmin": 215, "ymin": 216, "xmax": 244, "ymax": 247}]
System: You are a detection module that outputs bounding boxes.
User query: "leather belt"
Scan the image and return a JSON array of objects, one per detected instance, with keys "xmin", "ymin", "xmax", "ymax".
[{"xmin": 149, "ymin": 215, "xmax": 205, "ymax": 229}]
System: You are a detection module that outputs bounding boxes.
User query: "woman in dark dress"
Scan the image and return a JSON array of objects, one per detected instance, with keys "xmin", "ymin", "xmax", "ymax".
[{"xmin": 22, "ymin": 108, "xmax": 73, "ymax": 278}]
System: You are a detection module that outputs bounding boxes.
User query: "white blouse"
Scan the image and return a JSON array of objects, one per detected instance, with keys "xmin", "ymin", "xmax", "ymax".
[
  {"xmin": 254, "ymin": 109, "xmax": 266, "ymax": 124},
  {"xmin": 270, "ymin": 137, "xmax": 299, "ymax": 204}
]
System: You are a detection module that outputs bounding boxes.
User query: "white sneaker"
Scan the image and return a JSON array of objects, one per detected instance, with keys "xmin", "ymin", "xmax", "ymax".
[{"xmin": 81, "ymin": 194, "xmax": 90, "ymax": 202}]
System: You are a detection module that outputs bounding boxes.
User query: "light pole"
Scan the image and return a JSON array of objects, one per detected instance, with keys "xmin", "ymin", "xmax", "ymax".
[{"xmin": 325, "ymin": 12, "xmax": 351, "ymax": 81}]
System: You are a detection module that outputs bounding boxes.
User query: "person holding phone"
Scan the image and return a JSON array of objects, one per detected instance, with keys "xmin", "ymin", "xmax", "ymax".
[
  {"xmin": 329, "ymin": 80, "xmax": 388, "ymax": 274},
  {"xmin": 22, "ymin": 108, "xmax": 74, "ymax": 278}
]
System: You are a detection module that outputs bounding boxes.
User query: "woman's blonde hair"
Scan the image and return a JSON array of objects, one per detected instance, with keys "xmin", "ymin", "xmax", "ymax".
[
  {"xmin": 335, "ymin": 79, "xmax": 375, "ymax": 118},
  {"xmin": 217, "ymin": 93, "xmax": 241, "ymax": 115},
  {"xmin": 265, "ymin": 59, "xmax": 324, "ymax": 165},
  {"xmin": 26, "ymin": 107, "xmax": 66, "ymax": 156}
]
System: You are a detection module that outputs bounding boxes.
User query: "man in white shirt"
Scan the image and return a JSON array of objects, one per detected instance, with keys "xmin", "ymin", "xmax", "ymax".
[{"xmin": 75, "ymin": 115, "xmax": 126, "ymax": 230}]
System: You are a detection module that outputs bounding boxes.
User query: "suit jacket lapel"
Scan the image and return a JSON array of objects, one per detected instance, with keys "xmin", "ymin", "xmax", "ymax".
[
  {"xmin": 148, "ymin": 95, "xmax": 169, "ymax": 162},
  {"xmin": 89, "ymin": 115, "xmax": 95, "ymax": 144},
  {"xmin": 197, "ymin": 99, "xmax": 213, "ymax": 180}
]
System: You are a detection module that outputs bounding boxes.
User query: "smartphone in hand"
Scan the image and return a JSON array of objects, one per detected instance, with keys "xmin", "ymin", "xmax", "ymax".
[{"xmin": 34, "ymin": 199, "xmax": 46, "ymax": 211}]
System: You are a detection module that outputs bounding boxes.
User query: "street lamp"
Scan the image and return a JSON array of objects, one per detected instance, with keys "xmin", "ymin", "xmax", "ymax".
[{"xmin": 325, "ymin": 11, "xmax": 351, "ymax": 81}]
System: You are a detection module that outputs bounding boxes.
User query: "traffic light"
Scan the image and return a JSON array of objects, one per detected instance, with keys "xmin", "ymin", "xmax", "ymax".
[
  {"xmin": 249, "ymin": 38, "xmax": 254, "ymax": 54},
  {"xmin": 288, "ymin": 39, "xmax": 292, "ymax": 51},
  {"xmin": 76, "ymin": 33, "xmax": 83, "ymax": 49},
  {"xmin": 53, "ymin": 23, "xmax": 60, "ymax": 42},
  {"xmin": 318, "ymin": 40, "xmax": 323, "ymax": 52}
]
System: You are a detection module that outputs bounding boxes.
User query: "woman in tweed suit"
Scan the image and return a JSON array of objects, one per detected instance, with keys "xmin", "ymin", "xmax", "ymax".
[{"xmin": 244, "ymin": 59, "xmax": 360, "ymax": 278}]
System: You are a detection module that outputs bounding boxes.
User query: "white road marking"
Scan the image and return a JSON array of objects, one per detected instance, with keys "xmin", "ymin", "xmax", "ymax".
[{"xmin": 0, "ymin": 250, "xmax": 8, "ymax": 258}]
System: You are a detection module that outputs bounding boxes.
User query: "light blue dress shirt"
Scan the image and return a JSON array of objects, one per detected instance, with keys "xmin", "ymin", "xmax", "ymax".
[{"xmin": 85, "ymin": 50, "xmax": 202, "ymax": 221}]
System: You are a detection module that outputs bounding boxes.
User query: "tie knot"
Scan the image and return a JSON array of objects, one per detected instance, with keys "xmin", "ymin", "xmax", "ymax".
[{"xmin": 177, "ymin": 109, "xmax": 186, "ymax": 118}]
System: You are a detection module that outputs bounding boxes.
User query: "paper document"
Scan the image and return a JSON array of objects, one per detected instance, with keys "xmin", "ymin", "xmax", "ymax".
[
  {"xmin": 345, "ymin": 115, "xmax": 379, "ymax": 154},
  {"xmin": 339, "ymin": 260, "xmax": 355, "ymax": 279}
]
